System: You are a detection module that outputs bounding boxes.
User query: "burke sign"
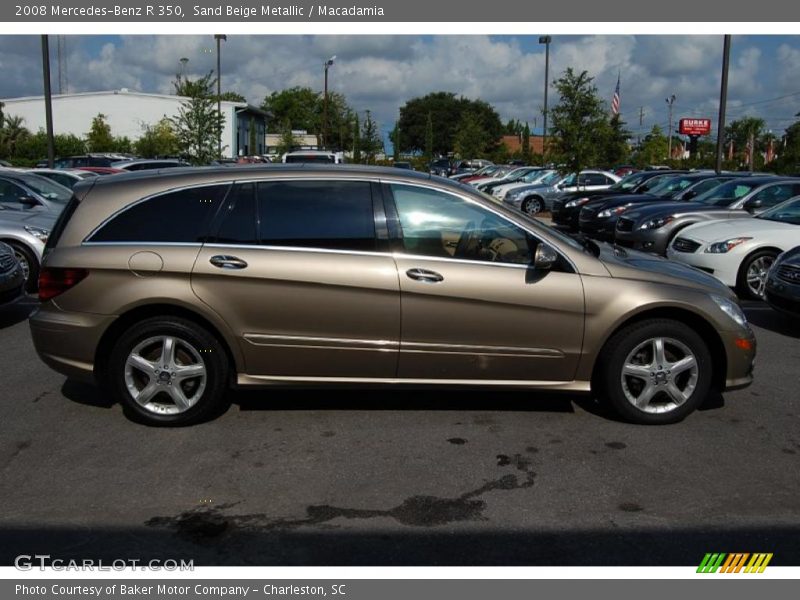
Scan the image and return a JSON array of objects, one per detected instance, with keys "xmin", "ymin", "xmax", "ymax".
[{"xmin": 679, "ymin": 118, "xmax": 712, "ymax": 136}]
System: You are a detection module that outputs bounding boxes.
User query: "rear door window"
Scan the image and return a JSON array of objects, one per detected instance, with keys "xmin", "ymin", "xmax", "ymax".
[
  {"xmin": 257, "ymin": 180, "xmax": 376, "ymax": 251},
  {"xmin": 211, "ymin": 183, "xmax": 258, "ymax": 245},
  {"xmin": 89, "ymin": 184, "xmax": 229, "ymax": 243}
]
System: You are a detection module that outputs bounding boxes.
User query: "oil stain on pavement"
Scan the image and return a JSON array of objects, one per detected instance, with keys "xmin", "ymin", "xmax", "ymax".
[{"xmin": 146, "ymin": 448, "xmax": 537, "ymax": 541}]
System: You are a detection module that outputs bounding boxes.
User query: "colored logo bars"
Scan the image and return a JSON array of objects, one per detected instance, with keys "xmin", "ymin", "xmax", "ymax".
[{"xmin": 697, "ymin": 553, "xmax": 773, "ymax": 573}]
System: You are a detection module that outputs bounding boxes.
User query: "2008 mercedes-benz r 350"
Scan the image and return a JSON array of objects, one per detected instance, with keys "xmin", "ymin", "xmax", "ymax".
[{"xmin": 30, "ymin": 165, "xmax": 756, "ymax": 426}]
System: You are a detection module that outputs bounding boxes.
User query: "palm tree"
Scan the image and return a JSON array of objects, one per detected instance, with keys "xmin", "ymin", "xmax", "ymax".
[{"xmin": 0, "ymin": 115, "xmax": 30, "ymax": 158}]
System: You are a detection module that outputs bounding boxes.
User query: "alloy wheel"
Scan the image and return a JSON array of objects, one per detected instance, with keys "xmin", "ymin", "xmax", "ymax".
[{"xmin": 746, "ymin": 255, "xmax": 774, "ymax": 299}]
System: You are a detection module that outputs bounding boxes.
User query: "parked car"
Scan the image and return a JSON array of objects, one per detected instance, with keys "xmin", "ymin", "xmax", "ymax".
[
  {"xmin": 76, "ymin": 167, "xmax": 127, "ymax": 176},
  {"xmin": 476, "ymin": 167, "xmax": 543, "ymax": 194},
  {"xmin": 429, "ymin": 158, "xmax": 452, "ymax": 177},
  {"xmin": 615, "ymin": 177, "xmax": 799, "ymax": 255},
  {"xmin": 491, "ymin": 170, "xmax": 560, "ymax": 201},
  {"xmin": 468, "ymin": 166, "xmax": 532, "ymax": 188},
  {"xmin": 667, "ymin": 196, "xmax": 800, "ymax": 300},
  {"xmin": 30, "ymin": 168, "xmax": 99, "ymax": 189},
  {"xmin": 0, "ymin": 240, "xmax": 25, "ymax": 306},
  {"xmin": 551, "ymin": 170, "xmax": 688, "ymax": 230},
  {"xmin": 393, "ymin": 162, "xmax": 413, "ymax": 170},
  {"xmin": 505, "ymin": 170, "xmax": 620, "ymax": 216},
  {"xmin": 462, "ymin": 165, "xmax": 516, "ymax": 185},
  {"xmin": 30, "ymin": 165, "xmax": 755, "ymax": 426},
  {"xmin": 0, "ymin": 170, "xmax": 72, "ymax": 214},
  {"xmin": 450, "ymin": 164, "xmax": 496, "ymax": 181},
  {"xmin": 577, "ymin": 173, "xmax": 744, "ymax": 241},
  {"xmin": 450, "ymin": 159, "xmax": 493, "ymax": 177},
  {"xmin": 0, "ymin": 205, "xmax": 56, "ymax": 291},
  {"xmin": 112, "ymin": 159, "xmax": 189, "ymax": 171},
  {"xmin": 765, "ymin": 246, "xmax": 800, "ymax": 318},
  {"xmin": 51, "ymin": 154, "xmax": 130, "ymax": 169}
]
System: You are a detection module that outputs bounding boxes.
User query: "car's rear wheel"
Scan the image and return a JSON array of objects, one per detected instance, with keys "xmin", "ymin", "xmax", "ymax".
[
  {"xmin": 521, "ymin": 196, "xmax": 544, "ymax": 215},
  {"xmin": 597, "ymin": 319, "xmax": 712, "ymax": 424},
  {"xmin": 7, "ymin": 242, "xmax": 37, "ymax": 293},
  {"xmin": 736, "ymin": 249, "xmax": 778, "ymax": 300},
  {"xmin": 108, "ymin": 316, "xmax": 230, "ymax": 426}
]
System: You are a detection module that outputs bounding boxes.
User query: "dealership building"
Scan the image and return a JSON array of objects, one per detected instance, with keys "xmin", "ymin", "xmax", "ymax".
[{"xmin": 0, "ymin": 88, "xmax": 268, "ymax": 158}]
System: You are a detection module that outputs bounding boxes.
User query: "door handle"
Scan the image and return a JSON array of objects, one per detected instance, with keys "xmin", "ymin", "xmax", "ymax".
[
  {"xmin": 209, "ymin": 255, "xmax": 248, "ymax": 270},
  {"xmin": 406, "ymin": 268, "xmax": 444, "ymax": 283}
]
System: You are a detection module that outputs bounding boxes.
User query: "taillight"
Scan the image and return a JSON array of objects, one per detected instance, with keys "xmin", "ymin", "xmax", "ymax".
[{"xmin": 38, "ymin": 268, "xmax": 89, "ymax": 302}]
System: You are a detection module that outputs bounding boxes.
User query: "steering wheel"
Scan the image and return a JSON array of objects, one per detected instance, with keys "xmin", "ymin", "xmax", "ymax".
[{"xmin": 455, "ymin": 221, "xmax": 478, "ymax": 258}]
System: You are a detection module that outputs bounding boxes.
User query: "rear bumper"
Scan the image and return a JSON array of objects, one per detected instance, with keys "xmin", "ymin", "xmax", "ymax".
[{"xmin": 29, "ymin": 304, "xmax": 117, "ymax": 382}]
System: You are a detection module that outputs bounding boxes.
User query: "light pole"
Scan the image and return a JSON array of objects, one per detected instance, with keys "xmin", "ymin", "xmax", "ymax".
[
  {"xmin": 715, "ymin": 35, "xmax": 732, "ymax": 174},
  {"xmin": 665, "ymin": 94, "xmax": 676, "ymax": 160},
  {"xmin": 538, "ymin": 36, "xmax": 551, "ymax": 165},
  {"xmin": 214, "ymin": 34, "xmax": 226, "ymax": 158},
  {"xmin": 40, "ymin": 35, "xmax": 55, "ymax": 168},
  {"xmin": 322, "ymin": 55, "xmax": 336, "ymax": 150}
]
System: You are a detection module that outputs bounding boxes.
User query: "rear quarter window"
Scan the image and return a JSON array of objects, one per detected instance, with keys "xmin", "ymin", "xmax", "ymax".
[{"xmin": 88, "ymin": 184, "xmax": 229, "ymax": 243}]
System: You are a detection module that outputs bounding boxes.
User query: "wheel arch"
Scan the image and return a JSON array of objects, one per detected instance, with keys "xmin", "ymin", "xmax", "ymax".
[
  {"xmin": 591, "ymin": 306, "xmax": 728, "ymax": 393},
  {"xmin": 94, "ymin": 303, "xmax": 241, "ymax": 387}
]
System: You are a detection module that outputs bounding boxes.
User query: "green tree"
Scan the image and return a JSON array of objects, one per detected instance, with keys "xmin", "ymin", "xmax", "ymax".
[
  {"xmin": 635, "ymin": 125, "xmax": 669, "ymax": 167},
  {"xmin": 0, "ymin": 114, "xmax": 30, "ymax": 160},
  {"xmin": 261, "ymin": 86, "xmax": 320, "ymax": 134},
  {"xmin": 134, "ymin": 118, "xmax": 179, "ymax": 158},
  {"xmin": 424, "ymin": 112, "xmax": 434, "ymax": 161},
  {"xmin": 12, "ymin": 130, "xmax": 85, "ymax": 166},
  {"xmin": 397, "ymin": 92, "xmax": 503, "ymax": 155},
  {"xmin": 453, "ymin": 112, "xmax": 486, "ymax": 158},
  {"xmin": 726, "ymin": 116, "xmax": 766, "ymax": 169},
  {"xmin": 275, "ymin": 119, "xmax": 301, "ymax": 155},
  {"xmin": 521, "ymin": 122, "xmax": 531, "ymax": 164},
  {"xmin": 548, "ymin": 68, "xmax": 609, "ymax": 174},
  {"xmin": 85, "ymin": 113, "xmax": 116, "ymax": 152},
  {"xmin": 599, "ymin": 114, "xmax": 631, "ymax": 167},
  {"xmin": 170, "ymin": 72, "xmax": 225, "ymax": 164},
  {"xmin": 217, "ymin": 91, "xmax": 247, "ymax": 103},
  {"xmin": 361, "ymin": 110, "xmax": 383, "ymax": 164},
  {"xmin": 768, "ymin": 114, "xmax": 800, "ymax": 174}
]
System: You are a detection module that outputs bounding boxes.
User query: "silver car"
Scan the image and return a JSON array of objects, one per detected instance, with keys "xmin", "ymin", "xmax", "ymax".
[
  {"xmin": 0, "ymin": 170, "xmax": 73, "ymax": 214},
  {"xmin": 503, "ymin": 170, "xmax": 620, "ymax": 215},
  {"xmin": 0, "ymin": 206, "xmax": 57, "ymax": 291}
]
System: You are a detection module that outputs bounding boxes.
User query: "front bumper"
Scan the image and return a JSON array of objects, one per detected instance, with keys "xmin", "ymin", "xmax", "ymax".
[
  {"xmin": 29, "ymin": 304, "xmax": 117, "ymax": 382},
  {"xmin": 615, "ymin": 228, "xmax": 671, "ymax": 255},
  {"xmin": 720, "ymin": 328, "xmax": 756, "ymax": 391},
  {"xmin": 578, "ymin": 216, "xmax": 617, "ymax": 240},
  {"xmin": 765, "ymin": 272, "xmax": 800, "ymax": 318},
  {"xmin": 551, "ymin": 204, "xmax": 581, "ymax": 229},
  {"xmin": 666, "ymin": 244, "xmax": 741, "ymax": 288}
]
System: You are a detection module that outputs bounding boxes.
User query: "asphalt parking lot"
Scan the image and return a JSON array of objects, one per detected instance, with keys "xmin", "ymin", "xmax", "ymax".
[{"xmin": 1, "ymin": 295, "xmax": 799, "ymax": 567}]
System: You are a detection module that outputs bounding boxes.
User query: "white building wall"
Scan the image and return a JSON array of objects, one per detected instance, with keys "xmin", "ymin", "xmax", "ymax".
[{"xmin": 0, "ymin": 90, "xmax": 243, "ymax": 158}]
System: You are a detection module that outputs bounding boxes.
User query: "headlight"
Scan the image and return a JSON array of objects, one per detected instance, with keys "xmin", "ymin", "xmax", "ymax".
[
  {"xmin": 597, "ymin": 205, "xmax": 630, "ymax": 218},
  {"xmin": 24, "ymin": 226, "xmax": 49, "ymax": 242},
  {"xmin": 639, "ymin": 216, "xmax": 675, "ymax": 230},
  {"xmin": 704, "ymin": 237, "xmax": 752, "ymax": 254},
  {"xmin": 565, "ymin": 197, "xmax": 590, "ymax": 208},
  {"xmin": 711, "ymin": 294, "xmax": 747, "ymax": 328}
]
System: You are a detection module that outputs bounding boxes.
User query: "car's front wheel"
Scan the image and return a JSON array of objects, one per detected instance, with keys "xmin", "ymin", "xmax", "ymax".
[
  {"xmin": 108, "ymin": 316, "xmax": 230, "ymax": 426},
  {"xmin": 737, "ymin": 249, "xmax": 778, "ymax": 300},
  {"xmin": 597, "ymin": 319, "xmax": 712, "ymax": 424},
  {"xmin": 7, "ymin": 242, "xmax": 38, "ymax": 293}
]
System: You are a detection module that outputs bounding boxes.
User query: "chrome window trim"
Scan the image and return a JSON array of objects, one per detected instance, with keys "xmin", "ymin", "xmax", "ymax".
[{"xmin": 82, "ymin": 180, "xmax": 234, "ymax": 243}]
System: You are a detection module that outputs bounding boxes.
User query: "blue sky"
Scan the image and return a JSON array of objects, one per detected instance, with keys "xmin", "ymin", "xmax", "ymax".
[{"xmin": 2, "ymin": 34, "xmax": 799, "ymax": 146}]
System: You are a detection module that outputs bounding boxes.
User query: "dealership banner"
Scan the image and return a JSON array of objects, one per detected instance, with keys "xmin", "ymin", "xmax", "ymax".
[
  {"xmin": 3, "ymin": 0, "xmax": 800, "ymax": 22},
  {"xmin": 4, "ymin": 579, "xmax": 799, "ymax": 599}
]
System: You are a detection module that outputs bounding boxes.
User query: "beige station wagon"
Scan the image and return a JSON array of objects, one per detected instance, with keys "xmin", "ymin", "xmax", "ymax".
[{"xmin": 30, "ymin": 165, "xmax": 755, "ymax": 425}]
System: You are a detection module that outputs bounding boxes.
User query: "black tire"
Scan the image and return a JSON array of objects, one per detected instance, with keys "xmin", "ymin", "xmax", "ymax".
[
  {"xmin": 596, "ymin": 319, "xmax": 713, "ymax": 425},
  {"xmin": 7, "ymin": 242, "xmax": 38, "ymax": 293},
  {"xmin": 521, "ymin": 196, "xmax": 544, "ymax": 215},
  {"xmin": 736, "ymin": 249, "xmax": 778, "ymax": 301},
  {"xmin": 107, "ymin": 316, "xmax": 230, "ymax": 426}
]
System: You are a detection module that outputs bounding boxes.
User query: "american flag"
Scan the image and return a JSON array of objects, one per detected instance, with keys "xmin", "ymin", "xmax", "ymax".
[{"xmin": 611, "ymin": 73, "xmax": 621, "ymax": 116}]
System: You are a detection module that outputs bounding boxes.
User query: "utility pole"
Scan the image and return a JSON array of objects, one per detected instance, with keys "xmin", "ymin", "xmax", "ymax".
[
  {"xmin": 665, "ymin": 95, "xmax": 676, "ymax": 160},
  {"xmin": 214, "ymin": 34, "xmax": 226, "ymax": 158},
  {"xmin": 637, "ymin": 106, "xmax": 644, "ymax": 147},
  {"xmin": 539, "ymin": 36, "xmax": 551, "ymax": 165},
  {"xmin": 715, "ymin": 35, "xmax": 732, "ymax": 174},
  {"xmin": 322, "ymin": 55, "xmax": 336, "ymax": 150},
  {"xmin": 748, "ymin": 131, "xmax": 755, "ymax": 171},
  {"xmin": 41, "ymin": 35, "xmax": 55, "ymax": 169}
]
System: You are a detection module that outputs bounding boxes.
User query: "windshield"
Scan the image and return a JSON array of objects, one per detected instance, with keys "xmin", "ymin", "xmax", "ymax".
[
  {"xmin": 756, "ymin": 197, "xmax": 800, "ymax": 224},
  {"xmin": 504, "ymin": 168, "xmax": 534, "ymax": 181},
  {"xmin": 647, "ymin": 176, "xmax": 696, "ymax": 197},
  {"xmin": 534, "ymin": 171, "xmax": 561, "ymax": 185},
  {"xmin": 695, "ymin": 180, "xmax": 762, "ymax": 207},
  {"xmin": 609, "ymin": 171, "xmax": 648, "ymax": 191},
  {"xmin": 16, "ymin": 174, "xmax": 72, "ymax": 203}
]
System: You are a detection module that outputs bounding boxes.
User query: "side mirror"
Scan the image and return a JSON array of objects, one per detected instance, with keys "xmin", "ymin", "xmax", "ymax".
[
  {"xmin": 20, "ymin": 195, "xmax": 39, "ymax": 207},
  {"xmin": 533, "ymin": 243, "xmax": 558, "ymax": 270},
  {"xmin": 743, "ymin": 198, "xmax": 763, "ymax": 212},
  {"xmin": 682, "ymin": 190, "xmax": 697, "ymax": 200}
]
